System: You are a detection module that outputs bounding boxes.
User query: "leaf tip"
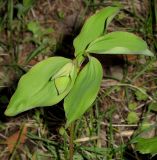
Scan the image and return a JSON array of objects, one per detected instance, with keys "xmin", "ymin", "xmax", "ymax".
[{"xmin": 4, "ymin": 108, "xmax": 15, "ymax": 116}]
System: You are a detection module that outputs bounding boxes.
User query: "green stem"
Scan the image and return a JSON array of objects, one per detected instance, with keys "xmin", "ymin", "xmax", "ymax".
[
  {"xmin": 9, "ymin": 124, "xmax": 25, "ymax": 160},
  {"xmin": 69, "ymin": 122, "xmax": 74, "ymax": 160}
]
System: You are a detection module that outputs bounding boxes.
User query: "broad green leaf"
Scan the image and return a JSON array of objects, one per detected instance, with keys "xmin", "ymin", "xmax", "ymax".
[
  {"xmin": 64, "ymin": 57, "xmax": 103, "ymax": 126},
  {"xmin": 135, "ymin": 137, "xmax": 157, "ymax": 155},
  {"xmin": 86, "ymin": 31, "xmax": 154, "ymax": 56},
  {"xmin": 73, "ymin": 6, "xmax": 120, "ymax": 56},
  {"xmin": 5, "ymin": 57, "xmax": 77, "ymax": 116}
]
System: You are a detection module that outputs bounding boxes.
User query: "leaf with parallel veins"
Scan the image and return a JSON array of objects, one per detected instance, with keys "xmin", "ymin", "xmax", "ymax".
[
  {"xmin": 5, "ymin": 57, "xmax": 77, "ymax": 116},
  {"xmin": 64, "ymin": 56, "xmax": 103, "ymax": 126}
]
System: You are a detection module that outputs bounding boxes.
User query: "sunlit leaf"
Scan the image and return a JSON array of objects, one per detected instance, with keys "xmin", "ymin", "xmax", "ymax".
[
  {"xmin": 5, "ymin": 57, "xmax": 77, "ymax": 116},
  {"xmin": 86, "ymin": 31, "xmax": 154, "ymax": 56},
  {"xmin": 64, "ymin": 57, "xmax": 103, "ymax": 126},
  {"xmin": 73, "ymin": 6, "xmax": 120, "ymax": 56},
  {"xmin": 135, "ymin": 137, "xmax": 157, "ymax": 156}
]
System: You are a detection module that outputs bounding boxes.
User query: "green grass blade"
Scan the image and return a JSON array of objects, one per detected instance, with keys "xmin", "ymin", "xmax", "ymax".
[
  {"xmin": 25, "ymin": 44, "xmax": 46, "ymax": 63},
  {"xmin": 7, "ymin": 0, "xmax": 13, "ymax": 29}
]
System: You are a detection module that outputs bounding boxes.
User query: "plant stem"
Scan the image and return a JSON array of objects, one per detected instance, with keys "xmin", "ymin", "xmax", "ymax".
[
  {"xmin": 69, "ymin": 122, "xmax": 74, "ymax": 160},
  {"xmin": 9, "ymin": 124, "xmax": 25, "ymax": 160}
]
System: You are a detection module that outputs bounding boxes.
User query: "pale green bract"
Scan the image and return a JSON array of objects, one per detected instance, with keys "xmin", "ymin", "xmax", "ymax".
[
  {"xmin": 53, "ymin": 63, "xmax": 75, "ymax": 94},
  {"xmin": 5, "ymin": 57, "xmax": 77, "ymax": 116},
  {"xmin": 73, "ymin": 6, "xmax": 120, "ymax": 56},
  {"xmin": 64, "ymin": 57, "xmax": 103, "ymax": 126},
  {"xmin": 86, "ymin": 31, "xmax": 154, "ymax": 56}
]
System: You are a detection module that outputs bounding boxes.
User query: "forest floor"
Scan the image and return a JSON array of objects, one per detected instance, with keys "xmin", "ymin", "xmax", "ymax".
[{"xmin": 0, "ymin": 0, "xmax": 157, "ymax": 160}]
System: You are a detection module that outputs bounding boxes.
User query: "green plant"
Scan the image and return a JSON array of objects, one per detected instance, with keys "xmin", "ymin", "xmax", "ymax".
[
  {"xmin": 16, "ymin": 0, "xmax": 35, "ymax": 20},
  {"xmin": 0, "ymin": 0, "xmax": 36, "ymax": 62},
  {"xmin": 4, "ymin": 6, "xmax": 154, "ymax": 158},
  {"xmin": 133, "ymin": 137, "xmax": 157, "ymax": 156},
  {"xmin": 27, "ymin": 21, "xmax": 54, "ymax": 45},
  {"xmin": 25, "ymin": 20, "xmax": 55, "ymax": 63}
]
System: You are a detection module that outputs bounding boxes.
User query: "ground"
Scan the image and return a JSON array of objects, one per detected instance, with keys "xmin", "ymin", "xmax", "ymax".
[{"xmin": 0, "ymin": 0, "xmax": 157, "ymax": 160}]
